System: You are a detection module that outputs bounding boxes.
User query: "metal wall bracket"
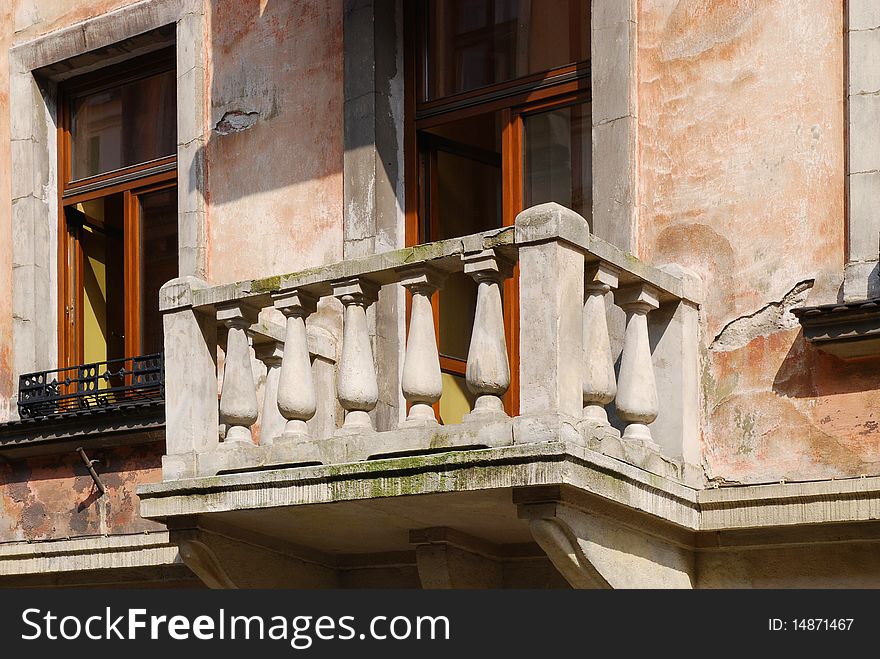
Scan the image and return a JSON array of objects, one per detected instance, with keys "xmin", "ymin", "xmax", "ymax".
[{"xmin": 76, "ymin": 447, "xmax": 105, "ymax": 496}]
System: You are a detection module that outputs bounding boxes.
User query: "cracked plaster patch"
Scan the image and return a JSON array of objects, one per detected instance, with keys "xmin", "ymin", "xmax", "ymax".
[
  {"xmin": 214, "ymin": 110, "xmax": 259, "ymax": 135},
  {"xmin": 710, "ymin": 280, "xmax": 814, "ymax": 352}
]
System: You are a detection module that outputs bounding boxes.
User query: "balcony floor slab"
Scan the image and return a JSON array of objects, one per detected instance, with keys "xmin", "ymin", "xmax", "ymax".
[{"xmin": 140, "ymin": 441, "xmax": 700, "ymax": 556}]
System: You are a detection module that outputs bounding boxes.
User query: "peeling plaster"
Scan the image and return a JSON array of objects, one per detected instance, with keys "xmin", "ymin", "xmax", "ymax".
[
  {"xmin": 205, "ymin": 0, "xmax": 344, "ymax": 284},
  {"xmin": 0, "ymin": 443, "xmax": 166, "ymax": 542},
  {"xmin": 214, "ymin": 110, "xmax": 259, "ymax": 135},
  {"xmin": 710, "ymin": 280, "xmax": 814, "ymax": 352}
]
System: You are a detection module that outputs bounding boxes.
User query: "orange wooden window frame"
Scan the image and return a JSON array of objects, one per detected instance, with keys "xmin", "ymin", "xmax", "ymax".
[
  {"xmin": 404, "ymin": 1, "xmax": 591, "ymax": 419},
  {"xmin": 57, "ymin": 50, "xmax": 177, "ymax": 369}
]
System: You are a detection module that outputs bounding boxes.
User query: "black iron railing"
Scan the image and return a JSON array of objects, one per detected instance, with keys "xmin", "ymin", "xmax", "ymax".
[{"xmin": 17, "ymin": 353, "xmax": 164, "ymax": 419}]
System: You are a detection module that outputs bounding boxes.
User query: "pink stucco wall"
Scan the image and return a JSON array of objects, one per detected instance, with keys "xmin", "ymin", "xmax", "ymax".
[
  {"xmin": 638, "ymin": 0, "xmax": 880, "ymax": 484},
  {"xmin": 0, "ymin": 443, "xmax": 166, "ymax": 541},
  {"xmin": 0, "ymin": 0, "xmax": 346, "ymax": 544},
  {"xmin": 0, "ymin": 0, "xmax": 876, "ymax": 541},
  {"xmin": 204, "ymin": 0, "xmax": 344, "ymax": 284},
  {"xmin": 0, "ymin": 0, "xmax": 166, "ymax": 544}
]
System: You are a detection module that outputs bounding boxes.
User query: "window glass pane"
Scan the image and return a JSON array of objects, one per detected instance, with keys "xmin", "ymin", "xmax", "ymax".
[
  {"xmin": 70, "ymin": 70, "xmax": 176, "ymax": 179},
  {"xmin": 434, "ymin": 150, "xmax": 502, "ymax": 238},
  {"xmin": 422, "ymin": 110, "xmax": 503, "ymax": 239},
  {"xmin": 523, "ymin": 102, "xmax": 591, "ymax": 220},
  {"xmin": 65, "ymin": 195, "xmax": 126, "ymax": 365},
  {"xmin": 421, "ymin": 110, "xmax": 502, "ymax": 367},
  {"xmin": 425, "ymin": 0, "xmax": 590, "ymax": 100},
  {"xmin": 139, "ymin": 187, "xmax": 178, "ymax": 355},
  {"xmin": 439, "ymin": 272, "xmax": 477, "ymax": 361}
]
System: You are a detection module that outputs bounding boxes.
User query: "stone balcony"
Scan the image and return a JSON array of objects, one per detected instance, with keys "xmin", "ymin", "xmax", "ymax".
[
  {"xmin": 151, "ymin": 203, "xmax": 703, "ymax": 483},
  {"xmin": 138, "ymin": 203, "xmax": 712, "ymax": 588}
]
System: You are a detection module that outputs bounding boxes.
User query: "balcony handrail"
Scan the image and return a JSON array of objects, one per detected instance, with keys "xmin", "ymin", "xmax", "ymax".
[
  {"xmin": 161, "ymin": 219, "xmax": 701, "ymax": 316},
  {"xmin": 18, "ymin": 353, "xmax": 165, "ymax": 419}
]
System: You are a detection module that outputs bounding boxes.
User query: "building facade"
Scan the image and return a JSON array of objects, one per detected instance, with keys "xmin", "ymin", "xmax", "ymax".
[{"xmin": 0, "ymin": 0, "xmax": 878, "ymax": 588}]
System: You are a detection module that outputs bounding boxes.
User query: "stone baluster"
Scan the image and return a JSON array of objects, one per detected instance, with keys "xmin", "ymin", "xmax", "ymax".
[
  {"xmin": 582, "ymin": 265, "xmax": 619, "ymax": 429},
  {"xmin": 217, "ymin": 303, "xmax": 259, "ymax": 444},
  {"xmin": 333, "ymin": 277, "xmax": 381, "ymax": 432},
  {"xmin": 615, "ymin": 284, "xmax": 660, "ymax": 448},
  {"xmin": 462, "ymin": 250, "xmax": 513, "ymax": 420},
  {"xmin": 400, "ymin": 266, "xmax": 447, "ymax": 425},
  {"xmin": 254, "ymin": 340, "xmax": 285, "ymax": 446},
  {"xmin": 272, "ymin": 290, "xmax": 319, "ymax": 442}
]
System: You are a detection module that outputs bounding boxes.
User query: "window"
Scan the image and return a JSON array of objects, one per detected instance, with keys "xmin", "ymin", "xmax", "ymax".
[
  {"xmin": 407, "ymin": 0, "xmax": 590, "ymax": 423},
  {"xmin": 58, "ymin": 48, "xmax": 178, "ymax": 369}
]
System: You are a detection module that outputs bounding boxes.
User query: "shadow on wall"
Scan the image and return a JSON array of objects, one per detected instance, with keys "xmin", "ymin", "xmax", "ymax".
[
  {"xmin": 186, "ymin": 0, "xmax": 349, "ymax": 209},
  {"xmin": 772, "ymin": 331, "xmax": 880, "ymax": 398}
]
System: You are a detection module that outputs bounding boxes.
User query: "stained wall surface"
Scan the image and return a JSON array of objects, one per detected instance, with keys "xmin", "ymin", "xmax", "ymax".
[
  {"xmin": 0, "ymin": 443, "xmax": 166, "ymax": 541},
  {"xmin": 0, "ymin": 2, "xmax": 161, "ymax": 548},
  {"xmin": 204, "ymin": 0, "xmax": 344, "ymax": 284},
  {"xmin": 638, "ymin": 0, "xmax": 879, "ymax": 484},
  {"xmin": 0, "ymin": 0, "xmax": 345, "ymax": 546},
  {"xmin": 0, "ymin": 0, "xmax": 875, "ymax": 548}
]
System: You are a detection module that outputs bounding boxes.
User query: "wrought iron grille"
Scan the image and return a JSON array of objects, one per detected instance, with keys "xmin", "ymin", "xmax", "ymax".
[{"xmin": 17, "ymin": 353, "xmax": 164, "ymax": 419}]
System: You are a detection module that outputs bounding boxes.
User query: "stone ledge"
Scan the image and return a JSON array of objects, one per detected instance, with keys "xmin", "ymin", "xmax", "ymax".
[
  {"xmin": 699, "ymin": 476, "xmax": 880, "ymax": 530},
  {"xmin": 9, "ymin": 0, "xmax": 197, "ymax": 71},
  {"xmin": 168, "ymin": 408, "xmax": 705, "ymax": 490},
  {"xmin": 0, "ymin": 410, "xmax": 164, "ymax": 458},
  {"xmin": 174, "ymin": 416, "xmax": 519, "ymax": 479},
  {"xmin": 792, "ymin": 295, "xmax": 880, "ymax": 358},
  {"xmin": 140, "ymin": 441, "xmax": 701, "ymax": 530},
  {"xmin": 166, "ymin": 412, "xmax": 702, "ymax": 487},
  {"xmin": 141, "ymin": 441, "xmax": 880, "ymax": 538},
  {"xmin": 586, "ymin": 430, "xmax": 705, "ymax": 489},
  {"xmin": 0, "ymin": 531, "xmax": 183, "ymax": 576}
]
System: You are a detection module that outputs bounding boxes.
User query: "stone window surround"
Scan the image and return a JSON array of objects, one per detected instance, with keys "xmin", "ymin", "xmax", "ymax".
[
  {"xmin": 7, "ymin": 0, "xmax": 207, "ymax": 418},
  {"xmin": 845, "ymin": 1, "xmax": 880, "ymax": 301}
]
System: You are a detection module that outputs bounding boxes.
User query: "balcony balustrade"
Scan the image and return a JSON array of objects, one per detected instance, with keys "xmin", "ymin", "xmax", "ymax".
[{"xmin": 159, "ymin": 203, "xmax": 702, "ymax": 482}]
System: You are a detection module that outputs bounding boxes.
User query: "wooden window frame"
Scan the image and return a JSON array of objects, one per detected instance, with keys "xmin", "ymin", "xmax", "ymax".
[
  {"xmin": 57, "ymin": 49, "xmax": 177, "ymax": 369},
  {"xmin": 416, "ymin": 0, "xmax": 589, "ymax": 107},
  {"xmin": 405, "ymin": 1, "xmax": 591, "ymax": 419}
]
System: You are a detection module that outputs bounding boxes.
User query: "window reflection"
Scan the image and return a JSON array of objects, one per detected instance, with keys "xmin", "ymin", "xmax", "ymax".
[
  {"xmin": 524, "ymin": 102, "xmax": 591, "ymax": 220},
  {"xmin": 425, "ymin": 0, "xmax": 590, "ymax": 100},
  {"xmin": 139, "ymin": 188, "xmax": 179, "ymax": 355},
  {"xmin": 70, "ymin": 70, "xmax": 176, "ymax": 180}
]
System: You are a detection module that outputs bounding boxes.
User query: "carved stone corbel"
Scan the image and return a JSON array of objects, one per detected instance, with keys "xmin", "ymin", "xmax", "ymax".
[
  {"xmin": 528, "ymin": 518, "xmax": 611, "ymax": 589},
  {"xmin": 516, "ymin": 487, "xmax": 695, "ymax": 589},
  {"xmin": 178, "ymin": 539, "xmax": 239, "ymax": 589},
  {"xmin": 174, "ymin": 525, "xmax": 338, "ymax": 589}
]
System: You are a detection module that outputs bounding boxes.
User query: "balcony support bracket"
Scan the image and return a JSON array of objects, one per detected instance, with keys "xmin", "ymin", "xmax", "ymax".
[
  {"xmin": 178, "ymin": 539, "xmax": 239, "ymax": 589},
  {"xmin": 516, "ymin": 487, "xmax": 695, "ymax": 589}
]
